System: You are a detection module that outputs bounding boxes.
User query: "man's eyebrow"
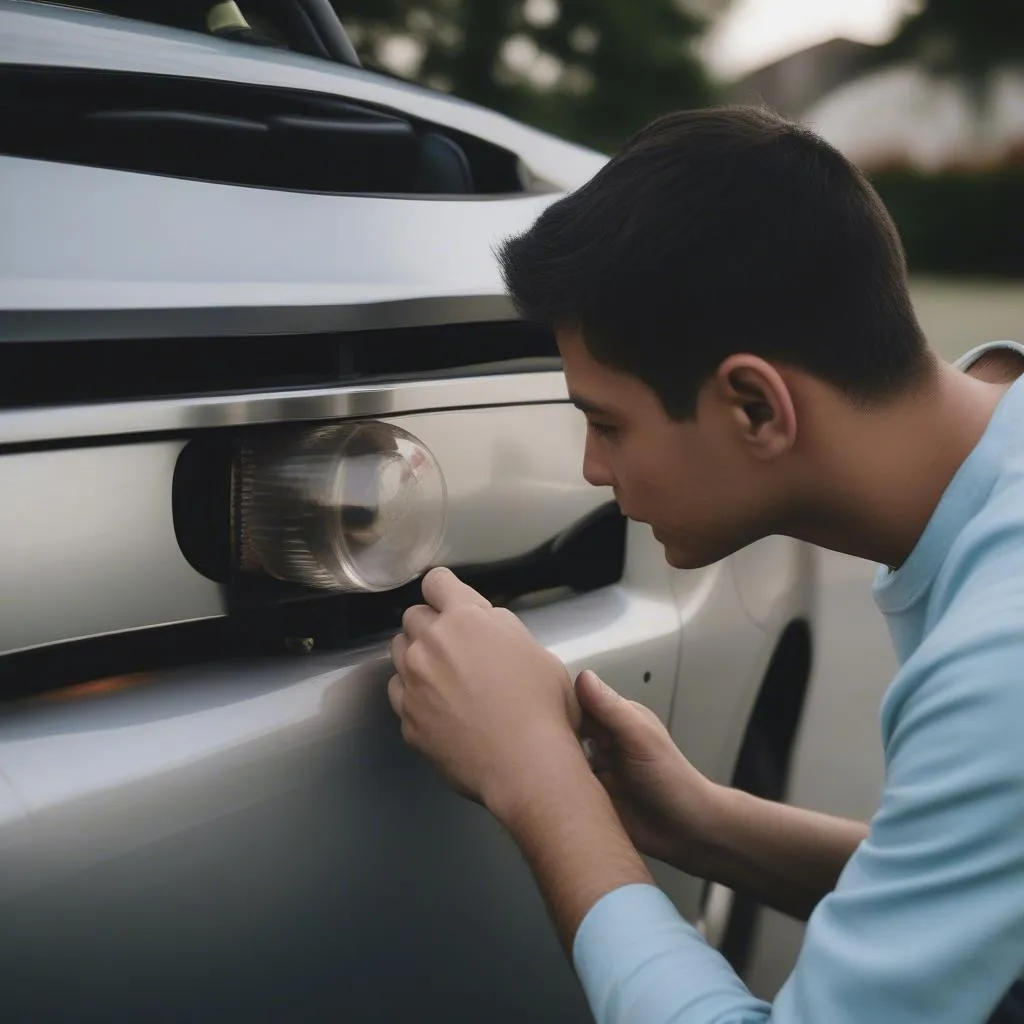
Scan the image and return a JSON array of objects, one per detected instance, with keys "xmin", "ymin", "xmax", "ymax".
[{"xmin": 569, "ymin": 394, "xmax": 616, "ymax": 418}]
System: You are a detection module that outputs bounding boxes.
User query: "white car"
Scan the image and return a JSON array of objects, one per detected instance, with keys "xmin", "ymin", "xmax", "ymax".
[{"xmin": 0, "ymin": 2, "xmax": 815, "ymax": 1019}]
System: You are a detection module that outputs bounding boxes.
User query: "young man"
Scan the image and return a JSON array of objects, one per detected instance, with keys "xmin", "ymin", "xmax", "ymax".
[{"xmin": 386, "ymin": 107, "xmax": 1024, "ymax": 1023}]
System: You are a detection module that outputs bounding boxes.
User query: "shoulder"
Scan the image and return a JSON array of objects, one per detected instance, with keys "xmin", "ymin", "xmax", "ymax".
[
  {"xmin": 883, "ymin": 473, "xmax": 1024, "ymax": 746},
  {"xmin": 936, "ymin": 463, "xmax": 1024, "ymax": 613},
  {"xmin": 884, "ymin": 562, "xmax": 1024, "ymax": 770}
]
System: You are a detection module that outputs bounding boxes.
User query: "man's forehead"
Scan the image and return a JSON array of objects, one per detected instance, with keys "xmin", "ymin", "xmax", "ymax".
[
  {"xmin": 556, "ymin": 327, "xmax": 613, "ymax": 381},
  {"xmin": 568, "ymin": 392, "xmax": 616, "ymax": 418},
  {"xmin": 554, "ymin": 323, "xmax": 591, "ymax": 357},
  {"xmin": 557, "ymin": 333, "xmax": 644, "ymax": 410}
]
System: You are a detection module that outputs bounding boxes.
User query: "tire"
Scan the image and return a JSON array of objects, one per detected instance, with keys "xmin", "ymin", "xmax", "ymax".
[{"xmin": 698, "ymin": 623, "xmax": 811, "ymax": 975}]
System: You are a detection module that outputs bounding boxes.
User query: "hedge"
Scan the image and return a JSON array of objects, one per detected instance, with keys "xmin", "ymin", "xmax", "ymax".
[{"xmin": 870, "ymin": 167, "xmax": 1024, "ymax": 278}]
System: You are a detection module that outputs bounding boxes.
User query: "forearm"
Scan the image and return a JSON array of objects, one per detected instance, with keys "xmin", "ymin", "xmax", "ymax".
[
  {"xmin": 689, "ymin": 785, "xmax": 868, "ymax": 921},
  {"xmin": 489, "ymin": 739, "xmax": 654, "ymax": 953}
]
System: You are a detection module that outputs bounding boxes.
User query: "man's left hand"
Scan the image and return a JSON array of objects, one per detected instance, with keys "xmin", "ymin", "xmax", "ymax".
[{"xmin": 388, "ymin": 567, "xmax": 584, "ymax": 812}]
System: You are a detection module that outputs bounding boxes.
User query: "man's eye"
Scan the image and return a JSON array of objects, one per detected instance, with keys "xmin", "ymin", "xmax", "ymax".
[{"xmin": 589, "ymin": 421, "xmax": 619, "ymax": 439}]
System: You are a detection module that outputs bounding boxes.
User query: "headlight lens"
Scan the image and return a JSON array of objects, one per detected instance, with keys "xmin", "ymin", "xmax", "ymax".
[{"xmin": 238, "ymin": 421, "xmax": 447, "ymax": 592}]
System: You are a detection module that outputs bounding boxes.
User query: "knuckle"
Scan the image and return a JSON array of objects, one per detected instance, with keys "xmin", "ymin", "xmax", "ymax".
[
  {"xmin": 401, "ymin": 604, "xmax": 429, "ymax": 634},
  {"xmin": 404, "ymin": 640, "xmax": 431, "ymax": 678},
  {"xmin": 495, "ymin": 607, "xmax": 526, "ymax": 631},
  {"xmin": 440, "ymin": 603, "xmax": 480, "ymax": 635},
  {"xmin": 471, "ymin": 603, "xmax": 495, "ymax": 625},
  {"xmin": 452, "ymin": 603, "xmax": 480, "ymax": 623},
  {"xmin": 387, "ymin": 673, "xmax": 403, "ymax": 707},
  {"xmin": 389, "ymin": 633, "xmax": 406, "ymax": 664}
]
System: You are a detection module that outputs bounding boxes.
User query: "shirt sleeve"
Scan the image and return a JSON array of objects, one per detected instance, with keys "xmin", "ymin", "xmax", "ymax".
[
  {"xmin": 573, "ymin": 614, "xmax": 1024, "ymax": 1024},
  {"xmin": 574, "ymin": 884, "xmax": 771, "ymax": 1022}
]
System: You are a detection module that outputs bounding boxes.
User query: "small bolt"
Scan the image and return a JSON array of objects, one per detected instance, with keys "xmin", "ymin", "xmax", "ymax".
[
  {"xmin": 285, "ymin": 636, "xmax": 315, "ymax": 655},
  {"xmin": 642, "ymin": 671, "xmax": 652, "ymax": 683}
]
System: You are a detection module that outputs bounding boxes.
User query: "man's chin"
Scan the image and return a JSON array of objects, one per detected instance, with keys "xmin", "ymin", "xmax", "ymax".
[
  {"xmin": 657, "ymin": 535, "xmax": 719, "ymax": 571},
  {"xmin": 660, "ymin": 539, "xmax": 697, "ymax": 570}
]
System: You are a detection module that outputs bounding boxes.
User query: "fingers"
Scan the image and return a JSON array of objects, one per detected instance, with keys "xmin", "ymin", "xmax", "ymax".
[
  {"xmin": 575, "ymin": 670, "xmax": 633, "ymax": 733},
  {"xmin": 401, "ymin": 603, "xmax": 438, "ymax": 642},
  {"xmin": 579, "ymin": 707, "xmax": 613, "ymax": 742},
  {"xmin": 575, "ymin": 669, "xmax": 616, "ymax": 706},
  {"xmin": 387, "ymin": 673, "xmax": 405, "ymax": 717},
  {"xmin": 493, "ymin": 606, "xmax": 532, "ymax": 637},
  {"xmin": 390, "ymin": 632, "xmax": 410, "ymax": 678},
  {"xmin": 421, "ymin": 566, "xmax": 492, "ymax": 614},
  {"xmin": 588, "ymin": 749, "xmax": 626, "ymax": 801}
]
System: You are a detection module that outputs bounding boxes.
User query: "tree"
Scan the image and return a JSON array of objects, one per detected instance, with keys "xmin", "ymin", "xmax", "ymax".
[
  {"xmin": 865, "ymin": 0, "xmax": 1024, "ymax": 278},
  {"xmin": 331, "ymin": 0, "xmax": 724, "ymax": 152},
  {"xmin": 875, "ymin": 0, "xmax": 1024, "ymax": 82}
]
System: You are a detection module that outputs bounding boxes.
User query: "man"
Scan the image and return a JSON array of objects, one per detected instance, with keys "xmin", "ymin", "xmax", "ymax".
[{"xmin": 386, "ymin": 107, "xmax": 1024, "ymax": 1022}]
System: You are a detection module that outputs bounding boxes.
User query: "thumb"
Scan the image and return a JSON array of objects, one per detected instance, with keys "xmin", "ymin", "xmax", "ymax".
[{"xmin": 575, "ymin": 670, "xmax": 633, "ymax": 731}]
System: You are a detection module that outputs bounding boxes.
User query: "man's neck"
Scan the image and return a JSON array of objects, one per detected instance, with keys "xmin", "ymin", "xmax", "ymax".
[{"xmin": 786, "ymin": 357, "xmax": 1019, "ymax": 569}]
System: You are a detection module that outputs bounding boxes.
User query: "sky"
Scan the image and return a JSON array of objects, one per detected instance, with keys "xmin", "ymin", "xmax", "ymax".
[
  {"xmin": 702, "ymin": 0, "xmax": 922, "ymax": 79},
  {"xmin": 378, "ymin": 0, "xmax": 924, "ymax": 89}
]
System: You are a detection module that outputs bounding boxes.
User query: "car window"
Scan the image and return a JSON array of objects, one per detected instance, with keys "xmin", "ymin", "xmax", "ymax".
[
  {"xmin": 0, "ymin": 61, "xmax": 528, "ymax": 195},
  {"xmin": 35, "ymin": 0, "xmax": 306, "ymax": 55}
]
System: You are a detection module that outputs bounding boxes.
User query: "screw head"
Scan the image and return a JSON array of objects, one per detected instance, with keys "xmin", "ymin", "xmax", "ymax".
[{"xmin": 285, "ymin": 636, "xmax": 315, "ymax": 655}]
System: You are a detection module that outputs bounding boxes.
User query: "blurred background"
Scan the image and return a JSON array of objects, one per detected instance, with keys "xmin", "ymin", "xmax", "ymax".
[
  {"xmin": 329, "ymin": 0, "xmax": 1024, "ymax": 996},
  {"xmin": 330, "ymin": 0, "xmax": 1023, "ymax": 358}
]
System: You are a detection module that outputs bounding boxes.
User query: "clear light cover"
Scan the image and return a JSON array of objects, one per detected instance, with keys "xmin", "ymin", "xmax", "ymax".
[{"xmin": 238, "ymin": 421, "xmax": 447, "ymax": 592}]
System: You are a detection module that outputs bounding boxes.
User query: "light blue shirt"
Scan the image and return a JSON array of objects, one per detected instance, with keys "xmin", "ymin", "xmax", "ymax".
[{"xmin": 573, "ymin": 341, "xmax": 1024, "ymax": 1023}]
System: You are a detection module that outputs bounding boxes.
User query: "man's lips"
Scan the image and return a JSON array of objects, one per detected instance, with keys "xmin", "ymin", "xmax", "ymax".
[
  {"xmin": 616, "ymin": 502, "xmax": 644, "ymax": 525},
  {"xmin": 613, "ymin": 500, "xmax": 656, "ymax": 534}
]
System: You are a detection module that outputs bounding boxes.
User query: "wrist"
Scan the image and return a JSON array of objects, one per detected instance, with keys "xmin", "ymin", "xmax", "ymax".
[
  {"xmin": 685, "ymin": 781, "xmax": 756, "ymax": 879},
  {"xmin": 487, "ymin": 735, "xmax": 654, "ymax": 949},
  {"xmin": 663, "ymin": 777, "xmax": 737, "ymax": 877},
  {"xmin": 484, "ymin": 729, "xmax": 591, "ymax": 828}
]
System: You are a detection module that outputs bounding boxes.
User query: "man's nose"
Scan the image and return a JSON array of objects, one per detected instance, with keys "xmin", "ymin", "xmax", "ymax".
[{"xmin": 582, "ymin": 435, "xmax": 615, "ymax": 488}]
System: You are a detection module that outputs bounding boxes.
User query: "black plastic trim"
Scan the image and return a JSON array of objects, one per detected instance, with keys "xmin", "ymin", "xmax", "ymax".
[
  {"xmin": 0, "ymin": 504, "xmax": 626, "ymax": 701},
  {"xmin": 0, "ymin": 295, "xmax": 518, "ymax": 344},
  {"xmin": 297, "ymin": 0, "xmax": 361, "ymax": 67},
  {"xmin": 0, "ymin": 319, "xmax": 557, "ymax": 408}
]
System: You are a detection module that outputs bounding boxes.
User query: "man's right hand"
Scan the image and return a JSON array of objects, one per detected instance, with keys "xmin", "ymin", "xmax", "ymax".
[{"xmin": 575, "ymin": 669, "xmax": 721, "ymax": 873}]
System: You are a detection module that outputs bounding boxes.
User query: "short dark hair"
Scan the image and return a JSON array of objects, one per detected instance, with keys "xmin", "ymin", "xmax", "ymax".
[{"xmin": 498, "ymin": 106, "xmax": 929, "ymax": 419}]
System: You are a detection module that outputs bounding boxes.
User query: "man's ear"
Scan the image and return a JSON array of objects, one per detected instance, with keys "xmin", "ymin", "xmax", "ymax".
[{"xmin": 710, "ymin": 354, "xmax": 797, "ymax": 459}]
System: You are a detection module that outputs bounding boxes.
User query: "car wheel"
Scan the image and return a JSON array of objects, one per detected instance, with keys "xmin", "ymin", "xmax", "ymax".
[{"xmin": 698, "ymin": 623, "xmax": 811, "ymax": 975}]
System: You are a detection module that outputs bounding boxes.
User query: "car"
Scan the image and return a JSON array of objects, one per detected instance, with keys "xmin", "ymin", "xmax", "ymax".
[{"xmin": 0, "ymin": 2, "xmax": 816, "ymax": 1019}]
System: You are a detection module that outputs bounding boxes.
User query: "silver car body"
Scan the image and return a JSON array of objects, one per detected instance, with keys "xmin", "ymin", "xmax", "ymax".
[{"xmin": 0, "ymin": 3, "xmax": 815, "ymax": 1019}]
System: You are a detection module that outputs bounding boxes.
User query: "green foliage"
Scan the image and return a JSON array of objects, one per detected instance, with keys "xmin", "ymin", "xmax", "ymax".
[
  {"xmin": 866, "ymin": 1, "xmax": 1024, "ymax": 277},
  {"xmin": 331, "ymin": 0, "xmax": 720, "ymax": 152},
  {"xmin": 874, "ymin": 0, "xmax": 1024, "ymax": 82},
  {"xmin": 874, "ymin": 168, "xmax": 1024, "ymax": 278}
]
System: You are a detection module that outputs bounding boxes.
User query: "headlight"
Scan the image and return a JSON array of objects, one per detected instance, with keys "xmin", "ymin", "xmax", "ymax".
[{"xmin": 236, "ymin": 421, "xmax": 446, "ymax": 592}]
